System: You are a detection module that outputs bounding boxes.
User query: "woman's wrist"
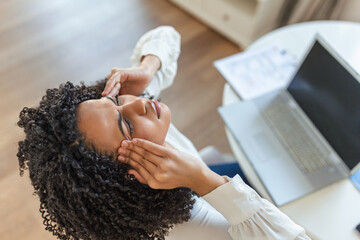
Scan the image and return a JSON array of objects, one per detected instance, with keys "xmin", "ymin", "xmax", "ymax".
[
  {"xmin": 190, "ymin": 166, "xmax": 227, "ymax": 197},
  {"xmin": 140, "ymin": 54, "xmax": 161, "ymax": 79}
]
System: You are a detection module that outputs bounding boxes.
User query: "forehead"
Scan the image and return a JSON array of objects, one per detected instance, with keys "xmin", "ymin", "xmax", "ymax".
[{"xmin": 76, "ymin": 99, "xmax": 124, "ymax": 152}]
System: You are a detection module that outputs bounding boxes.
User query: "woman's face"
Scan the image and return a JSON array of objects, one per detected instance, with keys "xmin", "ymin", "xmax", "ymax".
[{"xmin": 76, "ymin": 95, "xmax": 171, "ymax": 153}]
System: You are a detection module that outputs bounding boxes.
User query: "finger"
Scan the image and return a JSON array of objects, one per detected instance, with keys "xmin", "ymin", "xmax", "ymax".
[
  {"xmin": 111, "ymin": 67, "xmax": 120, "ymax": 74},
  {"xmin": 102, "ymin": 72, "xmax": 120, "ymax": 96},
  {"xmin": 128, "ymin": 169, "xmax": 147, "ymax": 184},
  {"xmin": 117, "ymin": 74, "xmax": 129, "ymax": 95},
  {"xmin": 108, "ymin": 82, "xmax": 121, "ymax": 97},
  {"xmin": 106, "ymin": 72, "xmax": 113, "ymax": 80},
  {"xmin": 125, "ymin": 158, "xmax": 154, "ymax": 184},
  {"xmin": 120, "ymin": 149, "xmax": 158, "ymax": 172},
  {"xmin": 123, "ymin": 144, "xmax": 162, "ymax": 166},
  {"xmin": 102, "ymin": 76, "xmax": 114, "ymax": 96},
  {"xmin": 119, "ymin": 141, "xmax": 159, "ymax": 169},
  {"xmin": 131, "ymin": 138, "xmax": 169, "ymax": 157}
]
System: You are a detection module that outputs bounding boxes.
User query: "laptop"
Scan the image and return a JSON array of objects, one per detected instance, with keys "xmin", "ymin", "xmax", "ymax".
[{"xmin": 218, "ymin": 35, "xmax": 360, "ymax": 206}]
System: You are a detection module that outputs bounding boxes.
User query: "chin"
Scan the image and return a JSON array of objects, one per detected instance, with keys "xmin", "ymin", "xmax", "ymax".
[
  {"xmin": 162, "ymin": 106, "xmax": 171, "ymax": 125},
  {"xmin": 161, "ymin": 102, "xmax": 171, "ymax": 114},
  {"xmin": 157, "ymin": 125, "xmax": 170, "ymax": 146}
]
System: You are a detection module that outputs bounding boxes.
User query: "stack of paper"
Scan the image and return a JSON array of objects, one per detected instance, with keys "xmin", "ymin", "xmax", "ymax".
[{"xmin": 214, "ymin": 45, "xmax": 298, "ymax": 100}]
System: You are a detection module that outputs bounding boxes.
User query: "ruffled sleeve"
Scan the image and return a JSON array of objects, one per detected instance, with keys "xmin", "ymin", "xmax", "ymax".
[
  {"xmin": 130, "ymin": 26, "xmax": 181, "ymax": 97},
  {"xmin": 203, "ymin": 175, "xmax": 312, "ymax": 240}
]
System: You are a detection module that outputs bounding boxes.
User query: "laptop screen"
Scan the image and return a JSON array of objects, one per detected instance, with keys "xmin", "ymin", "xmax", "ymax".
[{"xmin": 287, "ymin": 39, "xmax": 360, "ymax": 170}]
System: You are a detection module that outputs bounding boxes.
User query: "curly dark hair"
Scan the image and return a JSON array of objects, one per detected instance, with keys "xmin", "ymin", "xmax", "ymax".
[{"xmin": 17, "ymin": 80, "xmax": 195, "ymax": 240}]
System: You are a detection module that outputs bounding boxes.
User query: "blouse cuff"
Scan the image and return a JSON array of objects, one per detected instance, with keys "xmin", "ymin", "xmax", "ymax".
[
  {"xmin": 202, "ymin": 174, "xmax": 262, "ymax": 225},
  {"xmin": 140, "ymin": 39, "xmax": 169, "ymax": 70}
]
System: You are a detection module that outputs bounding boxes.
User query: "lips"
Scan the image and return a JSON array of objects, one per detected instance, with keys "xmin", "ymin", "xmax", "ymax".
[{"xmin": 150, "ymin": 100, "xmax": 161, "ymax": 119}]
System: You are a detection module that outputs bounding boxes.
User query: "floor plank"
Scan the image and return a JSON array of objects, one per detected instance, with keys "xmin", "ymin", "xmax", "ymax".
[{"xmin": 0, "ymin": 0, "xmax": 240, "ymax": 239}]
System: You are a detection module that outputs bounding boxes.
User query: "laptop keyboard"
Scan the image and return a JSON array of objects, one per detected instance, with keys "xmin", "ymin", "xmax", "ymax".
[{"xmin": 262, "ymin": 99, "xmax": 336, "ymax": 173}]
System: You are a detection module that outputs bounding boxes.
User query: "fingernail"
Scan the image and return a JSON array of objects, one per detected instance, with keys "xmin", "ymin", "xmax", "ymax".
[
  {"xmin": 118, "ymin": 156, "xmax": 125, "ymax": 161},
  {"xmin": 119, "ymin": 148, "xmax": 126, "ymax": 154},
  {"xmin": 132, "ymin": 139, "xmax": 138, "ymax": 144},
  {"xmin": 121, "ymin": 141, "xmax": 128, "ymax": 147}
]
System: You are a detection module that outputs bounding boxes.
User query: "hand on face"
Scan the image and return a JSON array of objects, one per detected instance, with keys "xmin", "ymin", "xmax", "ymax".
[
  {"xmin": 102, "ymin": 55, "xmax": 161, "ymax": 97},
  {"xmin": 102, "ymin": 67, "xmax": 153, "ymax": 97},
  {"xmin": 117, "ymin": 138, "xmax": 212, "ymax": 192},
  {"xmin": 118, "ymin": 139, "xmax": 228, "ymax": 196}
]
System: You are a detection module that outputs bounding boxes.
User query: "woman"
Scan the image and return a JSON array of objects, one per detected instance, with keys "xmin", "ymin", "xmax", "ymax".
[{"xmin": 17, "ymin": 26, "xmax": 311, "ymax": 239}]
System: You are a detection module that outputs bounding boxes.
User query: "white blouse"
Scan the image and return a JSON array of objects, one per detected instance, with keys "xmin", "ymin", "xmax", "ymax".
[{"xmin": 130, "ymin": 26, "xmax": 311, "ymax": 240}]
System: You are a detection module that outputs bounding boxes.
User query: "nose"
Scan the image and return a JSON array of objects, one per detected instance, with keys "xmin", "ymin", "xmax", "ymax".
[{"xmin": 118, "ymin": 97, "xmax": 147, "ymax": 116}]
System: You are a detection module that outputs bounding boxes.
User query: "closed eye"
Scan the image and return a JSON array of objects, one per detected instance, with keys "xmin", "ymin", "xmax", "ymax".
[
  {"xmin": 124, "ymin": 118, "xmax": 134, "ymax": 137},
  {"xmin": 114, "ymin": 96, "xmax": 133, "ymax": 138},
  {"xmin": 104, "ymin": 96, "xmax": 130, "ymax": 140}
]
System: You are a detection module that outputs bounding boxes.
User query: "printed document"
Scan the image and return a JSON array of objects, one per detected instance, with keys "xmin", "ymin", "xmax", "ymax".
[{"xmin": 214, "ymin": 45, "xmax": 298, "ymax": 100}]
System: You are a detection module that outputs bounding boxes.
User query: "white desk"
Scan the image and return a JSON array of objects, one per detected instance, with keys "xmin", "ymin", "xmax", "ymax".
[{"xmin": 222, "ymin": 21, "xmax": 360, "ymax": 240}]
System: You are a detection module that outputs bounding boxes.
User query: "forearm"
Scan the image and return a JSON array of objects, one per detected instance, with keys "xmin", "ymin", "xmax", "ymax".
[
  {"xmin": 140, "ymin": 54, "xmax": 161, "ymax": 79},
  {"xmin": 189, "ymin": 166, "xmax": 227, "ymax": 197},
  {"xmin": 130, "ymin": 26, "xmax": 181, "ymax": 97}
]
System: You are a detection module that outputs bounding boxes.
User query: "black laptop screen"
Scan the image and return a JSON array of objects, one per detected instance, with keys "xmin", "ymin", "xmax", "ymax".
[{"xmin": 287, "ymin": 40, "xmax": 360, "ymax": 170}]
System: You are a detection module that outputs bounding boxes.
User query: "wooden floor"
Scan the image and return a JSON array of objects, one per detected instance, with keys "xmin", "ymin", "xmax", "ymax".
[{"xmin": 0, "ymin": 0, "xmax": 240, "ymax": 239}]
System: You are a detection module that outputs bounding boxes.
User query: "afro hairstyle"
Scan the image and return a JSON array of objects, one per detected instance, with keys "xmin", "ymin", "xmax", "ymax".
[{"xmin": 17, "ymin": 80, "xmax": 195, "ymax": 240}]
